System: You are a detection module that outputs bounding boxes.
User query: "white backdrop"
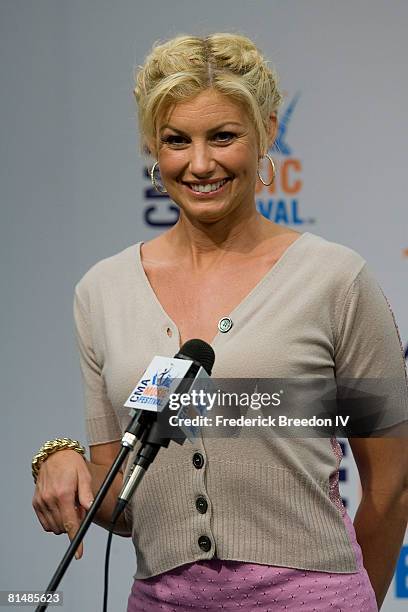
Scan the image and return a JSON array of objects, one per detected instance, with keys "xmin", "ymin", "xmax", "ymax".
[{"xmin": 1, "ymin": 1, "xmax": 407, "ymax": 610}]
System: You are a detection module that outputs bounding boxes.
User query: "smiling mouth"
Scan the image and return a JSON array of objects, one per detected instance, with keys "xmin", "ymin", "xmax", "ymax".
[{"xmin": 182, "ymin": 178, "xmax": 231, "ymax": 194}]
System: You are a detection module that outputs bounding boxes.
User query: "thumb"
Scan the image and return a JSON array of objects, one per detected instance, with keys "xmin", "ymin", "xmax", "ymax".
[
  {"xmin": 77, "ymin": 473, "xmax": 94, "ymax": 511},
  {"xmin": 78, "ymin": 489, "xmax": 94, "ymax": 511}
]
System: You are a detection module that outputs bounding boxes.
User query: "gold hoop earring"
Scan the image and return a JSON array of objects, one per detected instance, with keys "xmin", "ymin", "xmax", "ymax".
[
  {"xmin": 150, "ymin": 161, "xmax": 167, "ymax": 194},
  {"xmin": 257, "ymin": 154, "xmax": 276, "ymax": 187}
]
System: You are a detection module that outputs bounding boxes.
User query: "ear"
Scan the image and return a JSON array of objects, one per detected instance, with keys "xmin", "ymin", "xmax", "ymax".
[
  {"xmin": 267, "ymin": 113, "xmax": 278, "ymax": 149},
  {"xmin": 144, "ymin": 136, "xmax": 158, "ymax": 159}
]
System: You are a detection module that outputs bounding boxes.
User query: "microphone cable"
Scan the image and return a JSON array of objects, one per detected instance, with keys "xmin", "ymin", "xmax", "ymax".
[{"xmin": 103, "ymin": 514, "xmax": 120, "ymax": 612}]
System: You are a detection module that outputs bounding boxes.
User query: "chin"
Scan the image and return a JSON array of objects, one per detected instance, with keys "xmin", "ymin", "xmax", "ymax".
[{"xmin": 180, "ymin": 200, "xmax": 235, "ymax": 224}]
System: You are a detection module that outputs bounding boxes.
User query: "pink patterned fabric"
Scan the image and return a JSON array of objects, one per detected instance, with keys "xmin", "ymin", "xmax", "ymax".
[
  {"xmin": 328, "ymin": 437, "xmax": 346, "ymax": 516},
  {"xmin": 127, "ymin": 513, "xmax": 377, "ymax": 611}
]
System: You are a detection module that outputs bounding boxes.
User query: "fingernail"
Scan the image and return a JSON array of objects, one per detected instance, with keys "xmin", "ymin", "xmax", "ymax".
[
  {"xmin": 87, "ymin": 499, "xmax": 94, "ymax": 510},
  {"xmin": 75, "ymin": 551, "xmax": 80, "ymax": 560}
]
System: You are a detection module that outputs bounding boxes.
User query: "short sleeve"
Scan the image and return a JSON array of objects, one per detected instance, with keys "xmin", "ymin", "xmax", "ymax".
[
  {"xmin": 334, "ymin": 264, "xmax": 408, "ymax": 432},
  {"xmin": 73, "ymin": 287, "xmax": 122, "ymax": 446}
]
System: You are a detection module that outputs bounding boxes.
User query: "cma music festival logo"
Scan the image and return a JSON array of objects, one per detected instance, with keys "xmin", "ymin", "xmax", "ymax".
[
  {"xmin": 256, "ymin": 92, "xmax": 315, "ymax": 225},
  {"xmin": 127, "ymin": 367, "xmax": 175, "ymax": 408},
  {"xmin": 142, "ymin": 92, "xmax": 315, "ymax": 228}
]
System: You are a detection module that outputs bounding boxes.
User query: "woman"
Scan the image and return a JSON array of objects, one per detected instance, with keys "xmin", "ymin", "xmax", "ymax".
[{"xmin": 32, "ymin": 33, "xmax": 408, "ymax": 611}]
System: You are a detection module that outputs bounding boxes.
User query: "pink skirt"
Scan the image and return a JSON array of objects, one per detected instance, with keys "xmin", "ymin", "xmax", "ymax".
[{"xmin": 127, "ymin": 513, "xmax": 377, "ymax": 611}]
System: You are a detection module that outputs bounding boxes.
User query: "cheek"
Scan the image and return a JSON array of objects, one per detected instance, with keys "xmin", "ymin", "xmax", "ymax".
[
  {"xmin": 158, "ymin": 151, "xmax": 186, "ymax": 178},
  {"xmin": 224, "ymin": 143, "xmax": 258, "ymax": 175},
  {"xmin": 229, "ymin": 155, "xmax": 258, "ymax": 184}
]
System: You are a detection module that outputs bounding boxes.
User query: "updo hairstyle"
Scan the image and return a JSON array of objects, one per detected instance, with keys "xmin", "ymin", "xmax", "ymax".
[{"xmin": 133, "ymin": 33, "xmax": 283, "ymax": 155}]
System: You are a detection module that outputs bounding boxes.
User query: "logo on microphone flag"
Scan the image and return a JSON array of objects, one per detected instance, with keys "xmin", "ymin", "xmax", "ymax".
[{"xmin": 124, "ymin": 356, "xmax": 193, "ymax": 413}]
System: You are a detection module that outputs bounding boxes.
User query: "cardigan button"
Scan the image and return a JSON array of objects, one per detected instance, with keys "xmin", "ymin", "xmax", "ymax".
[
  {"xmin": 198, "ymin": 535, "xmax": 211, "ymax": 552},
  {"xmin": 195, "ymin": 497, "xmax": 208, "ymax": 514},
  {"xmin": 192, "ymin": 452, "xmax": 204, "ymax": 469},
  {"xmin": 218, "ymin": 316, "xmax": 233, "ymax": 333}
]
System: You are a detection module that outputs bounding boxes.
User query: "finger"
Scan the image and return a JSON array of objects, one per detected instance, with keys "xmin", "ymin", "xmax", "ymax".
[
  {"xmin": 35, "ymin": 481, "xmax": 67, "ymax": 534},
  {"xmin": 34, "ymin": 497, "xmax": 65, "ymax": 535},
  {"xmin": 76, "ymin": 470, "xmax": 94, "ymax": 512},
  {"xmin": 61, "ymin": 518, "xmax": 83, "ymax": 559},
  {"xmin": 33, "ymin": 496, "xmax": 50, "ymax": 531},
  {"xmin": 61, "ymin": 508, "xmax": 85, "ymax": 560},
  {"xmin": 45, "ymin": 497, "xmax": 68, "ymax": 533},
  {"xmin": 42, "ymin": 505, "xmax": 66, "ymax": 535},
  {"xmin": 34, "ymin": 507, "xmax": 53, "ymax": 533},
  {"xmin": 75, "ymin": 506, "xmax": 86, "ymax": 559},
  {"xmin": 40, "ymin": 492, "xmax": 68, "ymax": 534},
  {"xmin": 74, "ymin": 507, "xmax": 86, "ymax": 559}
]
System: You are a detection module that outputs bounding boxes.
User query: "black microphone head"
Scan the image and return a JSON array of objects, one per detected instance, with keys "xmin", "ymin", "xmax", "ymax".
[{"xmin": 177, "ymin": 339, "xmax": 215, "ymax": 375}]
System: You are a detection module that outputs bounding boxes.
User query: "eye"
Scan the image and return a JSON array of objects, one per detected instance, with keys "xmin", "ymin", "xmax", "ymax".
[
  {"xmin": 160, "ymin": 134, "xmax": 188, "ymax": 147},
  {"xmin": 213, "ymin": 131, "xmax": 236, "ymax": 144}
]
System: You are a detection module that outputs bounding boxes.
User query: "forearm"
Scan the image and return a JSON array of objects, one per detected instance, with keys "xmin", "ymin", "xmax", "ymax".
[
  {"xmin": 353, "ymin": 488, "xmax": 408, "ymax": 609},
  {"xmin": 86, "ymin": 461, "xmax": 132, "ymax": 537}
]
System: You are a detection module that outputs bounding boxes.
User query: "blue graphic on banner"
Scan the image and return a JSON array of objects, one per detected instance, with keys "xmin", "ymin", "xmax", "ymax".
[
  {"xmin": 257, "ymin": 199, "xmax": 306, "ymax": 224},
  {"xmin": 257, "ymin": 93, "xmax": 316, "ymax": 226},
  {"xmin": 396, "ymin": 546, "xmax": 408, "ymax": 598},
  {"xmin": 272, "ymin": 92, "xmax": 300, "ymax": 157},
  {"xmin": 143, "ymin": 167, "xmax": 179, "ymax": 228}
]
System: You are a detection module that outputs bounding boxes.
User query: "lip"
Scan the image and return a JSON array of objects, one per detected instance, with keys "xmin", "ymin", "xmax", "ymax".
[{"xmin": 181, "ymin": 178, "xmax": 231, "ymax": 198}]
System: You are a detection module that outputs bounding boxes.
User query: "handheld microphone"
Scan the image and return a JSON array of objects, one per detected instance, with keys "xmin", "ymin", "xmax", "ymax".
[
  {"xmin": 111, "ymin": 339, "xmax": 215, "ymax": 523},
  {"xmin": 120, "ymin": 339, "xmax": 215, "ymax": 445}
]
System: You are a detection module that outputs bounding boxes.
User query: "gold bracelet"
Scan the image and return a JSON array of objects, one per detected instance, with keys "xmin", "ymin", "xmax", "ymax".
[{"xmin": 32, "ymin": 438, "xmax": 86, "ymax": 484}]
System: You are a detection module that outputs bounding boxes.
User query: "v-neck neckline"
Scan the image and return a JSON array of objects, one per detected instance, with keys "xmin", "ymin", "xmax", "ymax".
[{"xmin": 134, "ymin": 232, "xmax": 311, "ymax": 349}]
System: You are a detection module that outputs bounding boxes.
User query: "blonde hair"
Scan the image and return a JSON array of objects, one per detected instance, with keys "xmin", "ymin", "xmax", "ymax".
[{"xmin": 133, "ymin": 33, "xmax": 283, "ymax": 155}]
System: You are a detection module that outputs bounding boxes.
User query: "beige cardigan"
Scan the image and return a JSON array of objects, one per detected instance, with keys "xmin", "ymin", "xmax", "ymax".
[{"xmin": 73, "ymin": 232, "xmax": 407, "ymax": 579}]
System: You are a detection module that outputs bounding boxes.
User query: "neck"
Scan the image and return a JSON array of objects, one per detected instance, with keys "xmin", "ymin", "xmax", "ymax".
[{"xmin": 164, "ymin": 205, "xmax": 280, "ymax": 270}]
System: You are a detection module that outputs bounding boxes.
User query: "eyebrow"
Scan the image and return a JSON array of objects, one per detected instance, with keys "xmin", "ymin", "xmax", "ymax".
[{"xmin": 159, "ymin": 122, "xmax": 244, "ymax": 135}]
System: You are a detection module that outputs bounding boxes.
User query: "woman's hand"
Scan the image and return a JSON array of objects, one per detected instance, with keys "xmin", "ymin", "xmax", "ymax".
[{"xmin": 32, "ymin": 449, "xmax": 94, "ymax": 559}]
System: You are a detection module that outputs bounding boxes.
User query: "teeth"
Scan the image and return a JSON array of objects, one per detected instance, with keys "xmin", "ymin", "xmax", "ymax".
[{"xmin": 189, "ymin": 179, "xmax": 228, "ymax": 193}]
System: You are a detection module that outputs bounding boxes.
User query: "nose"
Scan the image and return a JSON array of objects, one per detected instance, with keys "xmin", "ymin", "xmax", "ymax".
[{"xmin": 189, "ymin": 142, "xmax": 216, "ymax": 177}]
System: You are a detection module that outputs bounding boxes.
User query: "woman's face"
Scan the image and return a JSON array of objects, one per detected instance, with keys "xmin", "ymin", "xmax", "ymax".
[{"xmin": 155, "ymin": 89, "xmax": 263, "ymax": 223}]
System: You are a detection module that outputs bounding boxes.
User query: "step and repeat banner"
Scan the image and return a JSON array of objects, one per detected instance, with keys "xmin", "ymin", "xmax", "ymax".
[{"xmin": 2, "ymin": 1, "xmax": 406, "ymax": 610}]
